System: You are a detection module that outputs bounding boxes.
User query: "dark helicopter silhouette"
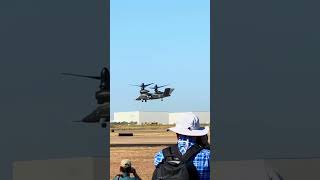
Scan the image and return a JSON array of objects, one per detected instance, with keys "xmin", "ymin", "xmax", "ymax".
[
  {"xmin": 130, "ymin": 83, "xmax": 154, "ymax": 94},
  {"xmin": 62, "ymin": 67, "xmax": 109, "ymax": 128},
  {"xmin": 150, "ymin": 84, "xmax": 169, "ymax": 94},
  {"xmin": 131, "ymin": 83, "xmax": 174, "ymax": 102}
]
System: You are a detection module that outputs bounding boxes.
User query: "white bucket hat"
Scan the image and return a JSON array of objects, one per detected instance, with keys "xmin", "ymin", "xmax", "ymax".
[{"xmin": 168, "ymin": 112, "xmax": 209, "ymax": 136}]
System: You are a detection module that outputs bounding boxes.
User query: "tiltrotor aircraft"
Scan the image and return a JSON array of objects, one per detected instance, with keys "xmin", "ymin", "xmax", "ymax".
[
  {"xmin": 62, "ymin": 67, "xmax": 109, "ymax": 128},
  {"xmin": 131, "ymin": 83, "xmax": 174, "ymax": 102}
]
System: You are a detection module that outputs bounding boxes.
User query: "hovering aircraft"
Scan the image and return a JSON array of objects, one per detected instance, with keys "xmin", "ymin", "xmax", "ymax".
[
  {"xmin": 132, "ymin": 83, "xmax": 174, "ymax": 102},
  {"xmin": 130, "ymin": 83, "xmax": 154, "ymax": 94},
  {"xmin": 61, "ymin": 67, "xmax": 109, "ymax": 128}
]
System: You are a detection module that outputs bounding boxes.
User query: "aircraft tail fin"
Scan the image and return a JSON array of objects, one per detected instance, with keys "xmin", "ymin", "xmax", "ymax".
[{"xmin": 164, "ymin": 88, "xmax": 174, "ymax": 97}]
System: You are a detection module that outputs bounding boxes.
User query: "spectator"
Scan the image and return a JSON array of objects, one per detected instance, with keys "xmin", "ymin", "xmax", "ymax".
[
  {"xmin": 113, "ymin": 159, "xmax": 142, "ymax": 180},
  {"xmin": 153, "ymin": 112, "xmax": 210, "ymax": 180}
]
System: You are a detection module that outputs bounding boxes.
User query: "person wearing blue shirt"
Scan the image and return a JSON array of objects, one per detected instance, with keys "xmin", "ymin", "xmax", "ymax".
[{"xmin": 154, "ymin": 112, "xmax": 210, "ymax": 180}]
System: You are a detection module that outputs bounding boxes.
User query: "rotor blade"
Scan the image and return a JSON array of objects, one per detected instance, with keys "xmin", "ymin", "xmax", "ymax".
[
  {"xmin": 129, "ymin": 84, "xmax": 143, "ymax": 87},
  {"xmin": 144, "ymin": 83, "xmax": 154, "ymax": 87},
  {"xmin": 129, "ymin": 83, "xmax": 153, "ymax": 87},
  {"xmin": 157, "ymin": 84, "xmax": 169, "ymax": 88},
  {"xmin": 150, "ymin": 84, "xmax": 169, "ymax": 89},
  {"xmin": 61, "ymin": 73, "xmax": 101, "ymax": 80}
]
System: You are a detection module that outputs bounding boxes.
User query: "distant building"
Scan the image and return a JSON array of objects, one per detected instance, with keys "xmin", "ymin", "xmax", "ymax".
[
  {"xmin": 13, "ymin": 157, "xmax": 106, "ymax": 180},
  {"xmin": 113, "ymin": 111, "xmax": 169, "ymax": 125},
  {"xmin": 113, "ymin": 111, "xmax": 211, "ymax": 125},
  {"xmin": 169, "ymin": 112, "xmax": 210, "ymax": 125}
]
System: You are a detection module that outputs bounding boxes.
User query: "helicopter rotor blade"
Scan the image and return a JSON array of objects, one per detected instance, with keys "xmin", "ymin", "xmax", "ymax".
[
  {"xmin": 157, "ymin": 84, "xmax": 169, "ymax": 88},
  {"xmin": 129, "ymin": 84, "xmax": 143, "ymax": 87},
  {"xmin": 150, "ymin": 84, "xmax": 169, "ymax": 89},
  {"xmin": 61, "ymin": 73, "xmax": 101, "ymax": 80},
  {"xmin": 129, "ymin": 83, "xmax": 154, "ymax": 87},
  {"xmin": 144, "ymin": 83, "xmax": 154, "ymax": 87}
]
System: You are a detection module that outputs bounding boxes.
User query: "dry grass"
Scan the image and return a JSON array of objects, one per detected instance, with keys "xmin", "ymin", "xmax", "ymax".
[
  {"xmin": 110, "ymin": 124, "xmax": 172, "ymax": 131},
  {"xmin": 110, "ymin": 146, "xmax": 165, "ymax": 180},
  {"xmin": 110, "ymin": 125, "xmax": 211, "ymax": 179}
]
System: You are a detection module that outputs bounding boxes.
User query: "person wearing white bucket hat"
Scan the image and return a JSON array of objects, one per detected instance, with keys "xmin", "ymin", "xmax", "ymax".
[
  {"xmin": 152, "ymin": 112, "xmax": 210, "ymax": 180},
  {"xmin": 167, "ymin": 112, "xmax": 209, "ymax": 137}
]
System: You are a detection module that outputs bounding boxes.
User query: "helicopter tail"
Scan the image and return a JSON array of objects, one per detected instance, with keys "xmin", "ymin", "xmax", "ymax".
[{"xmin": 164, "ymin": 88, "xmax": 174, "ymax": 97}]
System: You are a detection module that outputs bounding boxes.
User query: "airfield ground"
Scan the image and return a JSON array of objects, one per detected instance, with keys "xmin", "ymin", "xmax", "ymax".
[
  {"xmin": 110, "ymin": 146, "xmax": 164, "ymax": 180},
  {"xmin": 110, "ymin": 124, "xmax": 210, "ymax": 180}
]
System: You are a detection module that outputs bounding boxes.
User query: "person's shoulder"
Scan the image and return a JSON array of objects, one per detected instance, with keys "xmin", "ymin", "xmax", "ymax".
[
  {"xmin": 113, "ymin": 175, "xmax": 131, "ymax": 180},
  {"xmin": 154, "ymin": 149, "xmax": 164, "ymax": 156},
  {"xmin": 193, "ymin": 148, "xmax": 210, "ymax": 167},
  {"xmin": 112, "ymin": 175, "xmax": 120, "ymax": 180},
  {"xmin": 154, "ymin": 149, "xmax": 165, "ymax": 160},
  {"xmin": 199, "ymin": 148, "xmax": 210, "ymax": 154},
  {"xmin": 154, "ymin": 148, "xmax": 165, "ymax": 166},
  {"xmin": 196, "ymin": 148, "xmax": 210, "ymax": 158}
]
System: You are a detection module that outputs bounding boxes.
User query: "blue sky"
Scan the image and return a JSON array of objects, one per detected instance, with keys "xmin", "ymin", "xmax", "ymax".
[{"xmin": 110, "ymin": 0, "xmax": 210, "ymax": 117}]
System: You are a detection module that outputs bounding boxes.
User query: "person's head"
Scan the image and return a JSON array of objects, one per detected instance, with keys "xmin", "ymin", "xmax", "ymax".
[
  {"xmin": 176, "ymin": 133, "xmax": 196, "ymax": 141},
  {"xmin": 119, "ymin": 159, "xmax": 132, "ymax": 173},
  {"xmin": 174, "ymin": 133, "xmax": 210, "ymax": 149},
  {"xmin": 168, "ymin": 112, "xmax": 209, "ymax": 139}
]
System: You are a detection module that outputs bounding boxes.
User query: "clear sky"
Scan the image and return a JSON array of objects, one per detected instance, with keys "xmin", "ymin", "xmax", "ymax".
[{"xmin": 110, "ymin": 0, "xmax": 210, "ymax": 117}]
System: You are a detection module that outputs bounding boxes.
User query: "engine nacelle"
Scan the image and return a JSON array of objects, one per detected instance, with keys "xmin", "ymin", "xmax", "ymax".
[
  {"xmin": 140, "ymin": 89, "xmax": 149, "ymax": 94},
  {"xmin": 95, "ymin": 90, "xmax": 109, "ymax": 104}
]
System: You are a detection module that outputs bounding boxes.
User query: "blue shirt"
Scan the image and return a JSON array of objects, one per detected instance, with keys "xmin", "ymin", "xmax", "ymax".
[{"xmin": 154, "ymin": 135, "xmax": 210, "ymax": 180}]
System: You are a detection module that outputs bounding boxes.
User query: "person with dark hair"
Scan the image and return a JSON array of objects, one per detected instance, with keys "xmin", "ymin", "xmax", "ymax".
[
  {"xmin": 152, "ymin": 112, "xmax": 210, "ymax": 180},
  {"xmin": 113, "ymin": 159, "xmax": 142, "ymax": 180}
]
